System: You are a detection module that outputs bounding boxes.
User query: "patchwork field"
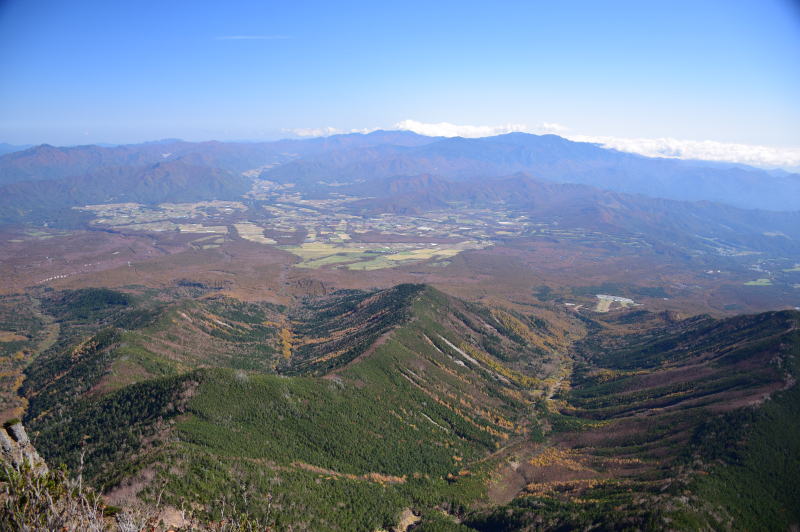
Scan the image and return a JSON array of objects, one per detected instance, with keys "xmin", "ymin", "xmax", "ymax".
[
  {"xmin": 2, "ymin": 180, "xmax": 799, "ymax": 316},
  {"xmin": 283, "ymin": 240, "xmax": 488, "ymax": 270},
  {"xmin": 76, "ymin": 201, "xmax": 247, "ymax": 225}
]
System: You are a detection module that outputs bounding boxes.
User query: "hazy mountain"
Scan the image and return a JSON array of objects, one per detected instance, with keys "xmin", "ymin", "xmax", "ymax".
[
  {"xmin": 263, "ymin": 132, "xmax": 800, "ymax": 211},
  {"xmin": 2, "ymin": 131, "xmax": 797, "ymax": 210},
  {"xmin": 0, "ymin": 130, "xmax": 436, "ymax": 185},
  {"xmin": 0, "ymin": 143, "xmax": 32, "ymax": 156},
  {"xmin": 0, "ymin": 160, "xmax": 250, "ymax": 224}
]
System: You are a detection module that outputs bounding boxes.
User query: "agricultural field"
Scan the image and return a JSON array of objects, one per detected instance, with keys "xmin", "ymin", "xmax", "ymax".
[
  {"xmin": 75, "ymin": 201, "xmax": 247, "ymax": 231},
  {"xmin": 3, "ymin": 181, "xmax": 795, "ymax": 315},
  {"xmin": 233, "ymin": 222, "xmax": 276, "ymax": 244},
  {"xmin": 744, "ymin": 278, "xmax": 773, "ymax": 286},
  {"xmin": 283, "ymin": 240, "xmax": 488, "ymax": 270},
  {"xmin": 178, "ymin": 224, "xmax": 228, "ymax": 234}
]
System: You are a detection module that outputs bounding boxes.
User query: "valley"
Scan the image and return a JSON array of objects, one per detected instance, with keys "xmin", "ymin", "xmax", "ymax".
[
  {"xmin": 4, "ymin": 2, "xmax": 799, "ymax": 529},
  {"xmin": 3, "ymin": 184, "xmax": 799, "ymax": 316},
  {"xmin": 1, "ymin": 131, "xmax": 799, "ymax": 530}
]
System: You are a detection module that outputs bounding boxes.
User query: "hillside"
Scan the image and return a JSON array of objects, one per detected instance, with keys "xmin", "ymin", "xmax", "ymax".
[
  {"xmin": 0, "ymin": 160, "xmax": 251, "ymax": 224},
  {"xmin": 0, "ymin": 131, "xmax": 436, "ymax": 185},
  {"xmin": 343, "ymin": 172, "xmax": 800, "ymax": 256},
  {"xmin": 8, "ymin": 284, "xmax": 798, "ymax": 530},
  {"xmin": 19, "ymin": 285, "xmax": 563, "ymax": 529},
  {"xmin": 468, "ymin": 308, "xmax": 800, "ymax": 530}
]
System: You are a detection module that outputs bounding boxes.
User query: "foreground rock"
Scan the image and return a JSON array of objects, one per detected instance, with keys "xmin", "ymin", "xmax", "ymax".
[{"xmin": 0, "ymin": 420, "xmax": 47, "ymax": 475}]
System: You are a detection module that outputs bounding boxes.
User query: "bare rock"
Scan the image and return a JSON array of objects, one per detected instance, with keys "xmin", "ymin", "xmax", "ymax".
[{"xmin": 0, "ymin": 421, "xmax": 48, "ymax": 475}]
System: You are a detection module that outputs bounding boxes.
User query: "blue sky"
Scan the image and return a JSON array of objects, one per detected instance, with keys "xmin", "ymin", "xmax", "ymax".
[{"xmin": 1, "ymin": 0, "xmax": 798, "ymax": 154}]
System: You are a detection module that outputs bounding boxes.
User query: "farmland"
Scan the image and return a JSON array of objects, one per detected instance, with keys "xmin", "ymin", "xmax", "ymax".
[
  {"xmin": 744, "ymin": 278, "xmax": 773, "ymax": 286},
  {"xmin": 0, "ymin": 175, "xmax": 793, "ymax": 316},
  {"xmin": 75, "ymin": 200, "xmax": 247, "ymax": 231},
  {"xmin": 286, "ymin": 241, "xmax": 488, "ymax": 270},
  {"xmin": 233, "ymin": 222, "xmax": 277, "ymax": 244},
  {"xmin": 72, "ymin": 195, "xmax": 521, "ymax": 271},
  {"xmin": 66, "ymin": 190, "xmax": 686, "ymax": 281}
]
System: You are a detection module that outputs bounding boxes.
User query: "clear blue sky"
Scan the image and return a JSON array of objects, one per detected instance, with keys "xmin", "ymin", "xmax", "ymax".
[{"xmin": 1, "ymin": 0, "xmax": 798, "ymax": 146}]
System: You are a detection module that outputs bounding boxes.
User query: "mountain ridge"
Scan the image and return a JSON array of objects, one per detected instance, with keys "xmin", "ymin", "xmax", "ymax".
[
  {"xmin": 8, "ymin": 283, "xmax": 799, "ymax": 530},
  {"xmin": 2, "ymin": 131, "xmax": 798, "ymax": 211}
]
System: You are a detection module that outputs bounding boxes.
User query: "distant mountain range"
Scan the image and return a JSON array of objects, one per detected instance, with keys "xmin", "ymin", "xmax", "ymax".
[
  {"xmin": 1, "ymin": 131, "xmax": 798, "ymax": 211},
  {"xmin": 0, "ymin": 160, "xmax": 248, "ymax": 216},
  {"xmin": 1, "ymin": 129, "xmax": 800, "ymax": 259},
  {"xmin": 0, "ymin": 131, "xmax": 434, "ymax": 184},
  {"xmin": 262, "ymin": 132, "xmax": 800, "ymax": 211},
  {"xmin": 3, "ymin": 133, "xmax": 800, "ymax": 530}
]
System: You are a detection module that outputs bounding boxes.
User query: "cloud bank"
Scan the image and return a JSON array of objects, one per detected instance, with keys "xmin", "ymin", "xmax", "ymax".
[
  {"xmin": 391, "ymin": 120, "xmax": 532, "ymax": 138},
  {"xmin": 286, "ymin": 120, "xmax": 800, "ymax": 170},
  {"xmin": 568, "ymin": 135, "xmax": 800, "ymax": 170},
  {"xmin": 392, "ymin": 120, "xmax": 569, "ymax": 138},
  {"xmin": 290, "ymin": 126, "xmax": 344, "ymax": 137},
  {"xmin": 288, "ymin": 126, "xmax": 378, "ymax": 137},
  {"xmin": 393, "ymin": 120, "xmax": 800, "ymax": 170}
]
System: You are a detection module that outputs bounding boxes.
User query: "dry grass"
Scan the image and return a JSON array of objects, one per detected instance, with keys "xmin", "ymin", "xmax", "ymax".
[{"xmin": 179, "ymin": 224, "xmax": 229, "ymax": 234}]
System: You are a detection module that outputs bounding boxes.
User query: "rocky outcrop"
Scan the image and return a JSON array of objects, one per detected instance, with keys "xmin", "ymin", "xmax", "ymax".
[
  {"xmin": 0, "ymin": 421, "xmax": 48, "ymax": 475},
  {"xmin": 392, "ymin": 508, "xmax": 420, "ymax": 532}
]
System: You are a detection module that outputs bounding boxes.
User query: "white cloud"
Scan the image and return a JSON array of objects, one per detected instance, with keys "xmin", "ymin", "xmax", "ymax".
[
  {"xmin": 349, "ymin": 127, "xmax": 381, "ymax": 135},
  {"xmin": 536, "ymin": 122, "xmax": 570, "ymax": 134},
  {"xmin": 289, "ymin": 126, "xmax": 343, "ymax": 137},
  {"xmin": 286, "ymin": 120, "xmax": 800, "ymax": 170},
  {"xmin": 287, "ymin": 126, "xmax": 380, "ymax": 137},
  {"xmin": 393, "ymin": 119, "xmax": 570, "ymax": 138},
  {"xmin": 392, "ymin": 119, "xmax": 530, "ymax": 138},
  {"xmin": 392, "ymin": 120, "xmax": 800, "ymax": 170},
  {"xmin": 570, "ymin": 135, "xmax": 800, "ymax": 170}
]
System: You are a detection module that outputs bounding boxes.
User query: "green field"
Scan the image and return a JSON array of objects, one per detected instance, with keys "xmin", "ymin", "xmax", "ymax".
[
  {"xmin": 284, "ymin": 241, "xmax": 480, "ymax": 270},
  {"xmin": 294, "ymin": 251, "xmax": 374, "ymax": 268},
  {"xmin": 744, "ymin": 278, "xmax": 772, "ymax": 286}
]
